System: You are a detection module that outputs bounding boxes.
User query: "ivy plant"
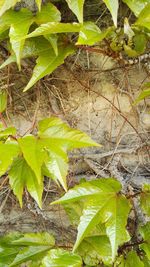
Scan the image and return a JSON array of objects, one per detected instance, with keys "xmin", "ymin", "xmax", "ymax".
[
  {"xmin": 0, "ymin": 90, "xmax": 99, "ymax": 208},
  {"xmin": 1, "ymin": 178, "xmax": 150, "ymax": 266},
  {"xmin": 52, "ymin": 178, "xmax": 150, "ymax": 266},
  {"xmin": 0, "ymin": 0, "xmax": 150, "ymax": 91}
]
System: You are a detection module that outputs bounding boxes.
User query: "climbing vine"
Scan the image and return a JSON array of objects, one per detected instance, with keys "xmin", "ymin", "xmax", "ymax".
[{"xmin": 0, "ymin": 0, "xmax": 150, "ymax": 266}]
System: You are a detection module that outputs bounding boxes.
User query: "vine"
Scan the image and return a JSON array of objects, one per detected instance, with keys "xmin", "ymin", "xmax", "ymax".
[{"xmin": 0, "ymin": 0, "xmax": 150, "ymax": 266}]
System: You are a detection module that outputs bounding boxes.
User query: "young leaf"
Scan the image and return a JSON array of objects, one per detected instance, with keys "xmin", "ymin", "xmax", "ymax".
[
  {"xmin": 124, "ymin": 251, "xmax": 144, "ymax": 267},
  {"xmin": 123, "ymin": 0, "xmax": 149, "ymax": 16},
  {"xmin": 52, "ymin": 178, "xmax": 121, "ymax": 204},
  {"xmin": 38, "ymin": 117, "xmax": 100, "ymax": 150},
  {"xmin": 27, "ymin": 22, "xmax": 81, "ymax": 38},
  {"xmin": 73, "ymin": 204, "xmax": 107, "ymax": 251},
  {"xmin": 9, "ymin": 157, "xmax": 43, "ymax": 208},
  {"xmin": 23, "ymin": 44, "xmax": 76, "ymax": 91},
  {"xmin": 140, "ymin": 222, "xmax": 150, "ymax": 261},
  {"xmin": 11, "ymin": 232, "xmax": 55, "ymax": 247},
  {"xmin": 36, "ymin": 0, "xmax": 42, "ymax": 11},
  {"xmin": 0, "ymin": 142, "xmax": 19, "ymax": 176},
  {"xmin": 0, "ymin": 89, "xmax": 7, "ymax": 112},
  {"xmin": 0, "ymin": 0, "xmax": 20, "ymax": 17},
  {"xmin": 0, "ymin": 232, "xmax": 55, "ymax": 267},
  {"xmin": 76, "ymin": 22, "xmax": 103, "ymax": 45},
  {"xmin": 44, "ymin": 34, "xmax": 58, "ymax": 55},
  {"xmin": 41, "ymin": 249, "xmax": 82, "ymax": 267},
  {"xmin": 102, "ymin": 0, "xmax": 119, "ymax": 27},
  {"xmin": 18, "ymin": 135, "xmax": 46, "ymax": 183},
  {"xmin": 53, "ymin": 179, "xmax": 130, "ymax": 260},
  {"xmin": 141, "ymin": 184, "xmax": 150, "ymax": 216},
  {"xmin": 42, "ymin": 145, "xmax": 69, "ymax": 191},
  {"xmin": 9, "ymin": 9, "xmax": 33, "ymax": 69},
  {"xmin": 0, "ymin": 246, "xmax": 20, "ymax": 266},
  {"xmin": 134, "ymin": 88, "xmax": 150, "ymax": 104},
  {"xmin": 0, "ymin": 126, "xmax": 16, "ymax": 138},
  {"xmin": 10, "ymin": 246, "xmax": 51, "ymax": 267},
  {"xmin": 65, "ymin": 0, "xmax": 85, "ymax": 23},
  {"xmin": 136, "ymin": 3, "xmax": 150, "ymax": 30},
  {"xmin": 104, "ymin": 195, "xmax": 131, "ymax": 260},
  {"xmin": 35, "ymin": 3, "xmax": 61, "ymax": 24},
  {"xmin": 77, "ymin": 236, "xmax": 112, "ymax": 266}
]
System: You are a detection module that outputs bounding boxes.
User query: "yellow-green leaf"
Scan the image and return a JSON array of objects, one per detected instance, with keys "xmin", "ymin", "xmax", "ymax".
[
  {"xmin": 23, "ymin": 44, "xmax": 75, "ymax": 91},
  {"xmin": 38, "ymin": 117, "xmax": 100, "ymax": 150},
  {"xmin": 123, "ymin": 0, "xmax": 149, "ymax": 17},
  {"xmin": 9, "ymin": 9, "xmax": 33, "ymax": 69},
  {"xmin": 65, "ymin": 0, "xmax": 85, "ymax": 23},
  {"xmin": 18, "ymin": 135, "xmax": 46, "ymax": 183},
  {"xmin": 35, "ymin": 0, "xmax": 42, "ymax": 11},
  {"xmin": 0, "ymin": 142, "xmax": 19, "ymax": 176},
  {"xmin": 9, "ymin": 157, "xmax": 43, "ymax": 208},
  {"xmin": 0, "ymin": 89, "xmax": 7, "ymax": 112},
  {"xmin": 0, "ymin": 0, "xmax": 20, "ymax": 17},
  {"xmin": 41, "ymin": 249, "xmax": 82, "ymax": 267},
  {"xmin": 27, "ymin": 22, "xmax": 81, "ymax": 38},
  {"xmin": 136, "ymin": 3, "xmax": 150, "ymax": 30},
  {"xmin": 102, "ymin": 0, "xmax": 119, "ymax": 27},
  {"xmin": 76, "ymin": 22, "xmax": 103, "ymax": 45},
  {"xmin": 141, "ymin": 184, "xmax": 150, "ymax": 216}
]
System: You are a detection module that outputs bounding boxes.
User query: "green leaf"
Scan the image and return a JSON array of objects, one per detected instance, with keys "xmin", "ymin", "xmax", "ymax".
[
  {"xmin": 24, "ymin": 43, "xmax": 75, "ymax": 91},
  {"xmin": 140, "ymin": 223, "xmax": 150, "ymax": 261},
  {"xmin": 136, "ymin": 3, "xmax": 150, "ymax": 30},
  {"xmin": 38, "ymin": 117, "xmax": 100, "ymax": 150},
  {"xmin": 35, "ymin": 3, "xmax": 61, "ymax": 24},
  {"xmin": 27, "ymin": 22, "xmax": 81, "ymax": 38},
  {"xmin": 52, "ymin": 178, "xmax": 121, "ymax": 204},
  {"xmin": 133, "ymin": 33, "xmax": 147, "ymax": 53},
  {"xmin": 35, "ymin": 0, "xmax": 42, "ymax": 11},
  {"xmin": 41, "ymin": 249, "xmax": 82, "ymax": 267},
  {"xmin": 9, "ymin": 9, "xmax": 33, "ymax": 69},
  {"xmin": 134, "ymin": 87, "xmax": 150, "ymax": 104},
  {"xmin": 0, "ymin": 126, "xmax": 16, "ymax": 138},
  {"xmin": 102, "ymin": 0, "xmax": 119, "ymax": 27},
  {"xmin": 125, "ymin": 251, "xmax": 144, "ymax": 267},
  {"xmin": 0, "ymin": 232, "xmax": 55, "ymax": 267},
  {"xmin": 10, "ymin": 246, "xmax": 51, "ymax": 267},
  {"xmin": 11, "ymin": 232, "xmax": 55, "ymax": 247},
  {"xmin": 0, "ymin": 0, "xmax": 20, "ymax": 17},
  {"xmin": 42, "ymin": 144, "xmax": 68, "ymax": 191},
  {"xmin": 53, "ymin": 179, "xmax": 130, "ymax": 260},
  {"xmin": 0, "ymin": 246, "xmax": 19, "ymax": 266},
  {"xmin": 65, "ymin": 0, "xmax": 85, "ymax": 23},
  {"xmin": 123, "ymin": 0, "xmax": 149, "ymax": 17},
  {"xmin": 76, "ymin": 22, "xmax": 103, "ymax": 45},
  {"xmin": 44, "ymin": 34, "xmax": 58, "ymax": 55},
  {"xmin": 141, "ymin": 184, "xmax": 150, "ymax": 216},
  {"xmin": 9, "ymin": 157, "xmax": 43, "ymax": 208},
  {"xmin": 0, "ymin": 55, "xmax": 16, "ymax": 69},
  {"xmin": 104, "ymin": 195, "xmax": 130, "ymax": 260},
  {"xmin": 73, "ymin": 204, "xmax": 105, "ymax": 251},
  {"xmin": 77, "ymin": 236, "xmax": 112, "ymax": 266},
  {"xmin": 0, "ymin": 89, "xmax": 7, "ymax": 112},
  {"xmin": 18, "ymin": 135, "xmax": 46, "ymax": 183},
  {"xmin": 143, "ymin": 257, "xmax": 150, "ymax": 267},
  {"xmin": 0, "ymin": 142, "xmax": 19, "ymax": 176}
]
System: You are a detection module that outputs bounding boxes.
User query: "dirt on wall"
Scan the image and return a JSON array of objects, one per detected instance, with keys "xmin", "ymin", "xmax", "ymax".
[{"xmin": 0, "ymin": 48, "xmax": 150, "ymax": 243}]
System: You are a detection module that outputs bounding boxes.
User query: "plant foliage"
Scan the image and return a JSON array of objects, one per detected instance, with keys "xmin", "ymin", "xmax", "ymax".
[
  {"xmin": 0, "ymin": 0, "xmax": 150, "ymax": 91},
  {"xmin": 0, "ymin": 1, "xmax": 150, "ymax": 267},
  {"xmin": 0, "ymin": 96, "xmax": 99, "ymax": 208}
]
